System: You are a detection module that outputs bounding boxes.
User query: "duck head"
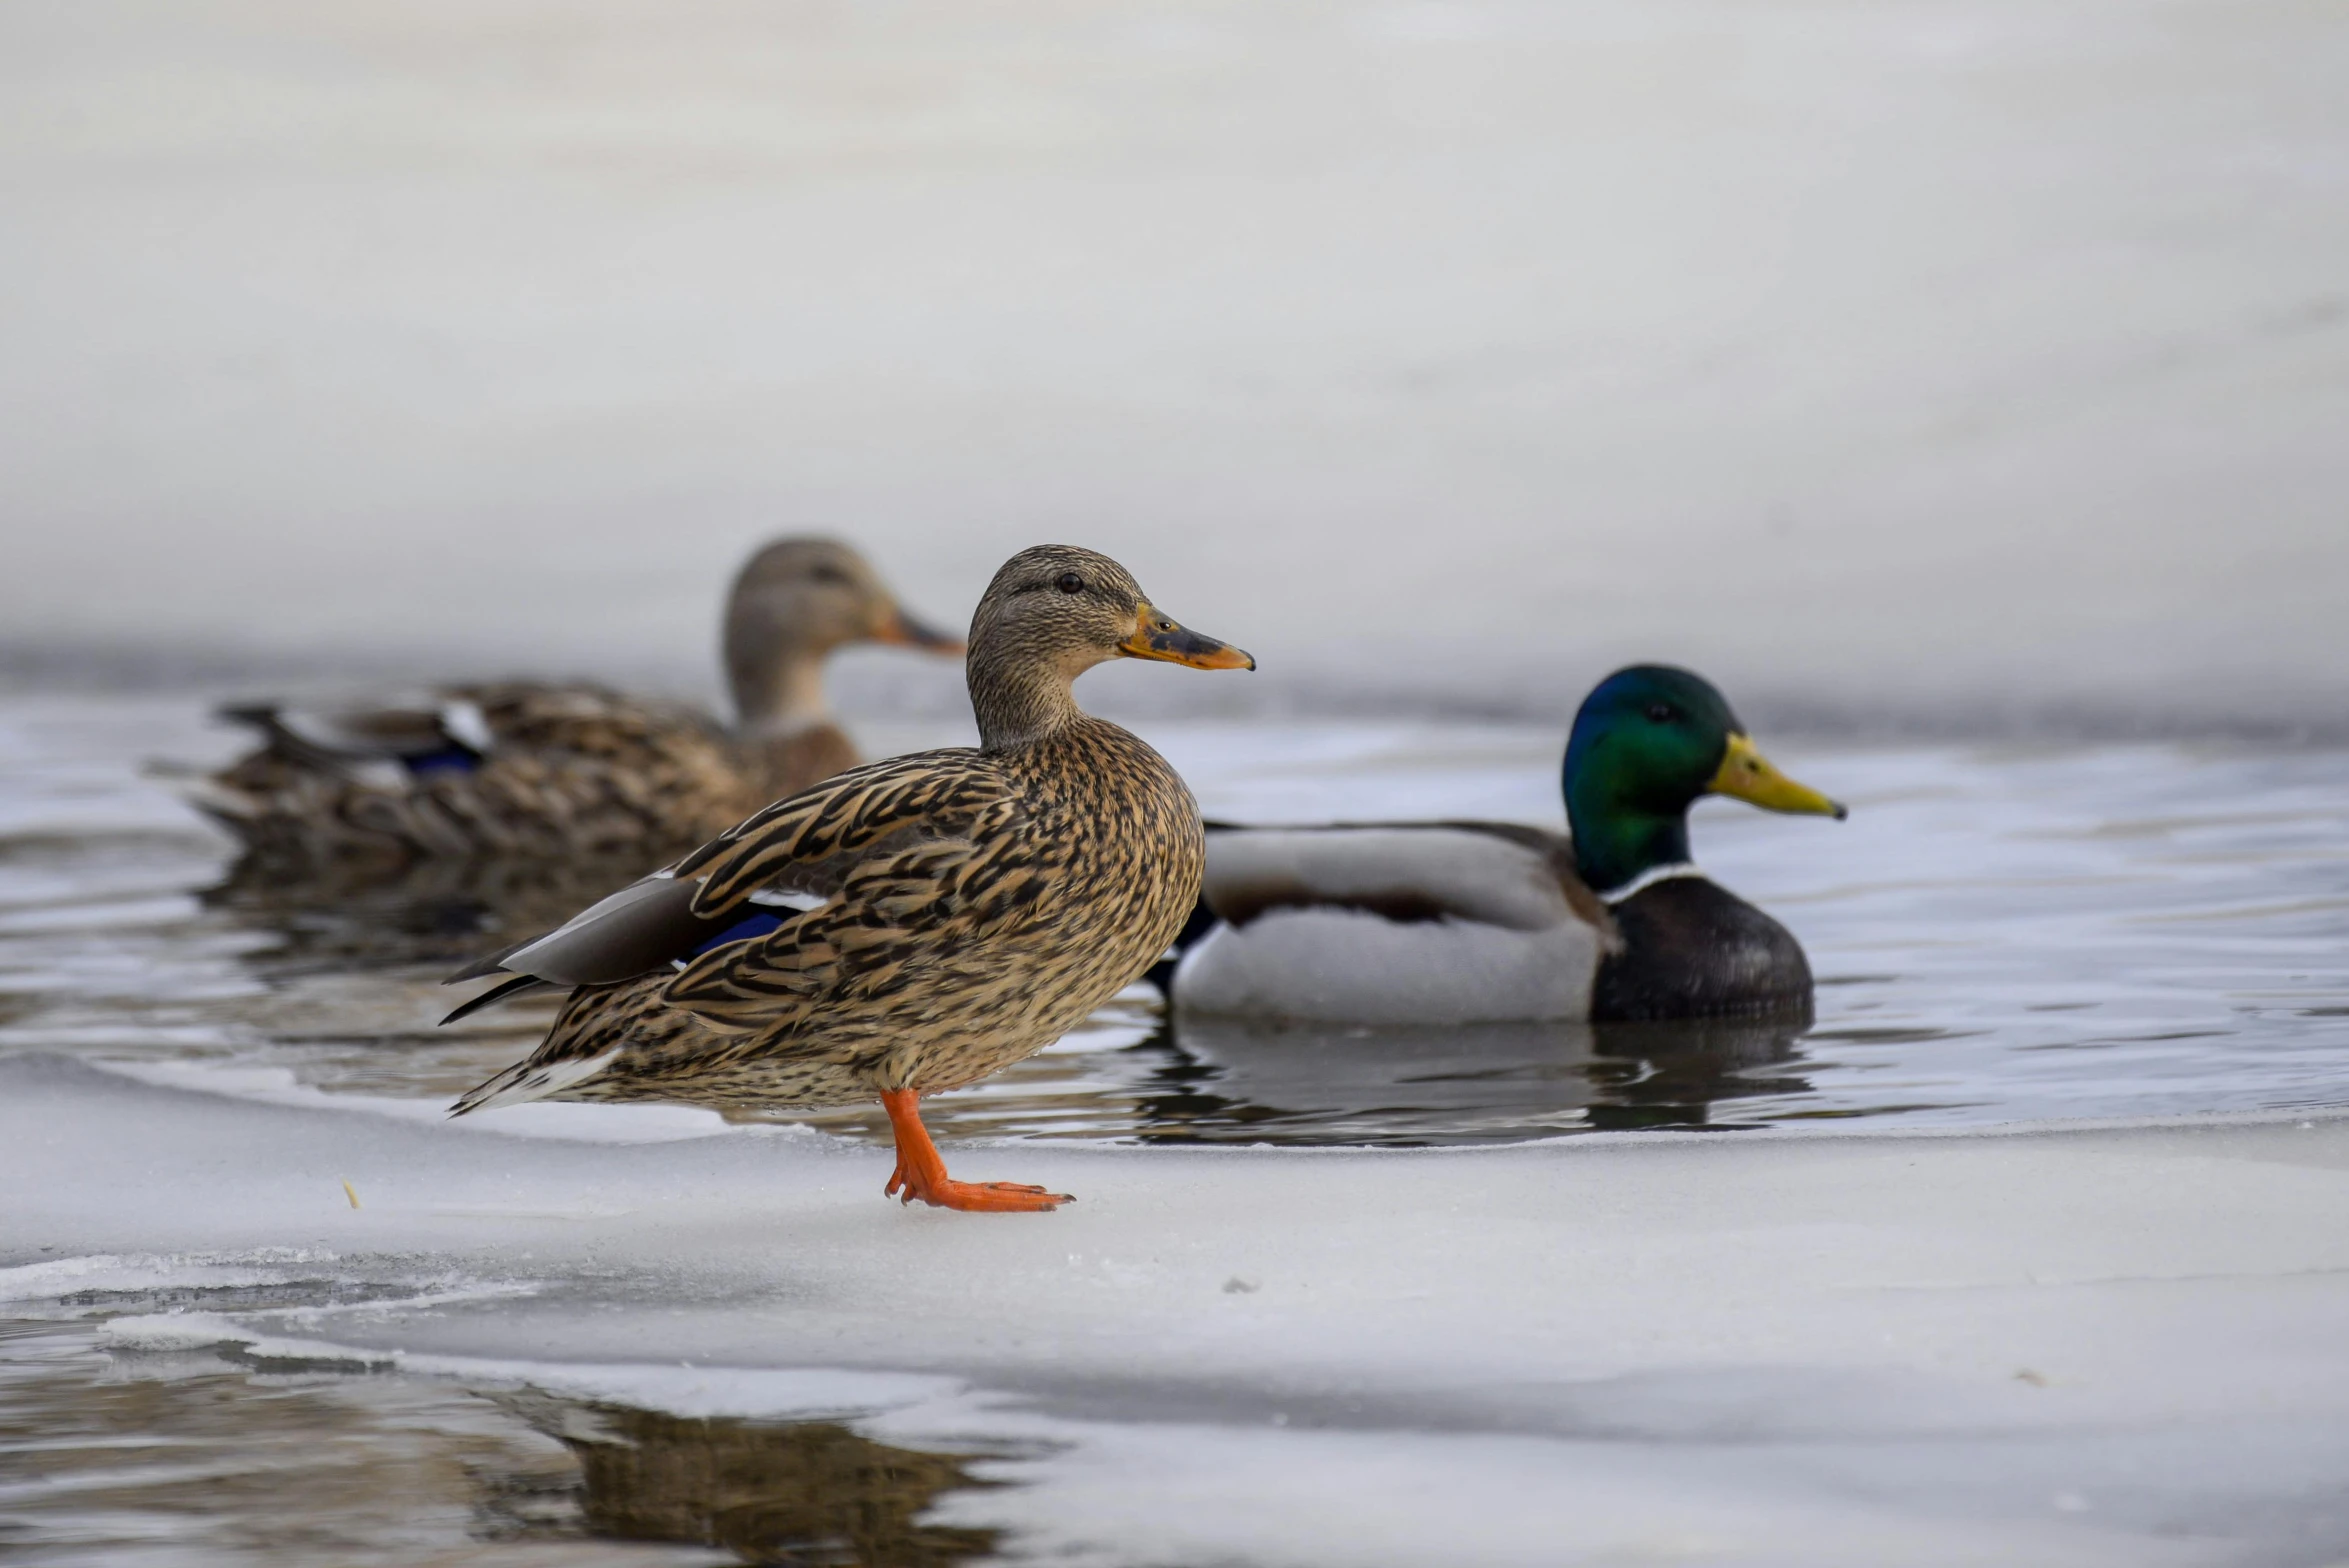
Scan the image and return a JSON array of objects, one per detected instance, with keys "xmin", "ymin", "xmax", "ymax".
[
  {"xmin": 1562, "ymin": 665, "xmax": 1844, "ymax": 897},
  {"xmin": 966, "ymin": 545, "xmax": 1253, "ymax": 747},
  {"xmin": 723, "ymin": 537, "xmax": 962, "ymax": 735}
]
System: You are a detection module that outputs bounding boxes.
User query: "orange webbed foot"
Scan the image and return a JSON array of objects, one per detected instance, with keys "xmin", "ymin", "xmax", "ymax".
[
  {"xmin": 879, "ymin": 1088, "xmax": 1072, "ymax": 1213},
  {"xmin": 892, "ymin": 1176, "xmax": 1072, "ymax": 1213}
]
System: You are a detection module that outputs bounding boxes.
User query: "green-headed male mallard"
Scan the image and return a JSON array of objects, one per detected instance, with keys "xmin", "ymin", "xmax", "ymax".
[
  {"xmin": 1171, "ymin": 665, "xmax": 1844, "ymax": 1024},
  {"xmin": 443, "ymin": 546, "xmax": 1252, "ymax": 1212},
  {"xmin": 194, "ymin": 537, "xmax": 962, "ymax": 866}
]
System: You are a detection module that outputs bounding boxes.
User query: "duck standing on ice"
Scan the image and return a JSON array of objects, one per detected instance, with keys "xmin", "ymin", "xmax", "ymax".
[{"xmin": 443, "ymin": 546, "xmax": 1253, "ymax": 1212}]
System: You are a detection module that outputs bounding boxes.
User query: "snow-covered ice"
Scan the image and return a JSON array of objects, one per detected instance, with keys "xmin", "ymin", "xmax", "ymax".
[{"xmin": 8, "ymin": 1050, "xmax": 2349, "ymax": 1564}]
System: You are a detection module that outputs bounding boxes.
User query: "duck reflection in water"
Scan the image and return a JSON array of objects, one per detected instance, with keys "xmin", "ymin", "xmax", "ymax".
[
  {"xmin": 1127, "ymin": 1008, "xmax": 1816, "ymax": 1146},
  {"xmin": 203, "ymin": 849, "xmax": 670, "ymax": 980},
  {"xmin": 485, "ymin": 1391, "xmax": 1005, "ymax": 1568}
]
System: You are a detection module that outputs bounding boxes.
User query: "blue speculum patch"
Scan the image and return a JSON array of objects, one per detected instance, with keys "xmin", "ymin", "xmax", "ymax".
[
  {"xmin": 401, "ymin": 749, "xmax": 481, "ymax": 777},
  {"xmin": 689, "ymin": 911, "xmax": 785, "ymax": 957}
]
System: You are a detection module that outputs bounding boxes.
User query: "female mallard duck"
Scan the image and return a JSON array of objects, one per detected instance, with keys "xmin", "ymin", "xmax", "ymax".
[
  {"xmin": 1172, "ymin": 666, "xmax": 1844, "ymax": 1024},
  {"xmin": 195, "ymin": 537, "xmax": 962, "ymax": 866},
  {"xmin": 442, "ymin": 546, "xmax": 1253, "ymax": 1212}
]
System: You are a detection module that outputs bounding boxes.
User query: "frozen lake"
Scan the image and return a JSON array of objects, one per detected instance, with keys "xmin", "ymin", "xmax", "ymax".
[
  {"xmin": 3, "ymin": 1063, "xmax": 2347, "ymax": 1568},
  {"xmin": 3, "ymin": 0, "xmax": 2346, "ymax": 1555},
  {"xmin": 3, "ymin": 692, "xmax": 2348, "ymax": 1563}
]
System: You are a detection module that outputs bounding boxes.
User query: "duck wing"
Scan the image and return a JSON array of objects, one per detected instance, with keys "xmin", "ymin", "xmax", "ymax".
[
  {"xmin": 446, "ymin": 683, "xmax": 727, "ymax": 758},
  {"xmin": 657, "ymin": 749, "xmax": 1022, "ymax": 1028},
  {"xmin": 1176, "ymin": 821, "xmax": 1623, "ymax": 1025},
  {"xmin": 669, "ymin": 747, "xmax": 1010, "ymax": 907},
  {"xmin": 217, "ymin": 696, "xmax": 493, "ymax": 780},
  {"xmin": 439, "ymin": 747, "xmax": 1012, "ymax": 1017},
  {"xmin": 202, "ymin": 683, "xmax": 748, "ymax": 863},
  {"xmin": 1201, "ymin": 819, "xmax": 1614, "ymax": 937}
]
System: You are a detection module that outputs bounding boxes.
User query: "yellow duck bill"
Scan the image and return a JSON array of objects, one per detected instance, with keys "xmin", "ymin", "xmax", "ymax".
[
  {"xmin": 1121, "ymin": 606, "xmax": 1256, "ymax": 671},
  {"xmin": 1709, "ymin": 733, "xmax": 1847, "ymax": 818}
]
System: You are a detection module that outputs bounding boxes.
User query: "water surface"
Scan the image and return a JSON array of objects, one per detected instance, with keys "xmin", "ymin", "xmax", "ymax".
[
  {"xmin": 0, "ymin": 1313, "xmax": 1003, "ymax": 1566},
  {"xmin": 4, "ymin": 693, "xmax": 2344, "ymax": 1146}
]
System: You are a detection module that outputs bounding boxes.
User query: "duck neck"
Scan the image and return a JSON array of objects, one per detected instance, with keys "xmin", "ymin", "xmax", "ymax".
[
  {"xmin": 1568, "ymin": 791, "xmax": 1694, "ymax": 900},
  {"xmin": 968, "ymin": 641, "xmax": 1086, "ymax": 751},
  {"xmin": 729, "ymin": 646, "xmax": 832, "ymax": 738}
]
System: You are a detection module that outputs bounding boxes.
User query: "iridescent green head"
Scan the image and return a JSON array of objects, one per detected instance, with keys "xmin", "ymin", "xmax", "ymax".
[{"xmin": 1562, "ymin": 665, "xmax": 1845, "ymax": 895}]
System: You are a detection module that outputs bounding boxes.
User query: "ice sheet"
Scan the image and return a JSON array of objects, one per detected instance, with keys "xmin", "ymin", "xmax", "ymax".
[{"xmin": 7, "ymin": 1051, "xmax": 2349, "ymax": 1563}]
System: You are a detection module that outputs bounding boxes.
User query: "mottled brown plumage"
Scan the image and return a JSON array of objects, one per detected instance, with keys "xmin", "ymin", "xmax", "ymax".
[
  {"xmin": 194, "ymin": 538, "xmax": 960, "ymax": 867},
  {"xmin": 449, "ymin": 545, "xmax": 1254, "ymax": 1212}
]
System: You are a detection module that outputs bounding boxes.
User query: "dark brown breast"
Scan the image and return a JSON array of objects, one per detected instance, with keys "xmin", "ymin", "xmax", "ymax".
[{"xmin": 1591, "ymin": 877, "xmax": 1813, "ymax": 1022}]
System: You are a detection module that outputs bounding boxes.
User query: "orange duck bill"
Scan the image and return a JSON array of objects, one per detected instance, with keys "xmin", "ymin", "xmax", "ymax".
[
  {"xmin": 1120, "ymin": 605, "xmax": 1255, "ymax": 671},
  {"xmin": 873, "ymin": 606, "xmax": 966, "ymax": 654}
]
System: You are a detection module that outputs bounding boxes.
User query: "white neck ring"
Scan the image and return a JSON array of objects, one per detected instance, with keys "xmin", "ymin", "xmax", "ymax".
[{"xmin": 1596, "ymin": 861, "xmax": 1704, "ymax": 905}]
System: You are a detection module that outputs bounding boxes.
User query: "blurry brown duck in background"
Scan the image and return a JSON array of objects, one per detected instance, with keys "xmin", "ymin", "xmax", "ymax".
[
  {"xmin": 194, "ymin": 538, "xmax": 962, "ymax": 867},
  {"xmin": 441, "ymin": 545, "xmax": 1253, "ymax": 1213}
]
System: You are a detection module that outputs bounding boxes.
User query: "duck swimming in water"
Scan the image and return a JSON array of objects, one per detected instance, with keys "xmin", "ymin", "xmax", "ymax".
[
  {"xmin": 444, "ymin": 545, "xmax": 1253, "ymax": 1212},
  {"xmin": 1171, "ymin": 666, "xmax": 1844, "ymax": 1024},
  {"xmin": 194, "ymin": 537, "xmax": 962, "ymax": 866}
]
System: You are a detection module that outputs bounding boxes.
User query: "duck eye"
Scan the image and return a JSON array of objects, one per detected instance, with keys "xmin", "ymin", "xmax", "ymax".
[
  {"xmin": 1056, "ymin": 572, "xmax": 1085, "ymax": 595},
  {"xmin": 1645, "ymin": 702, "xmax": 1677, "ymax": 723},
  {"xmin": 806, "ymin": 565, "xmax": 852, "ymax": 587}
]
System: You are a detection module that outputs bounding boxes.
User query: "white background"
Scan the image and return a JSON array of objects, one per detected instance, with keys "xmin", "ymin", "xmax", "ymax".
[{"xmin": 3, "ymin": 0, "xmax": 2344, "ymax": 725}]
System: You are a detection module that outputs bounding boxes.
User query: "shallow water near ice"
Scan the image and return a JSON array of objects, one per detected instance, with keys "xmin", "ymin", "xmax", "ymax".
[
  {"xmin": 3, "ymin": 693, "xmax": 2346, "ymax": 1143},
  {"xmin": 0, "ymin": 1311, "xmax": 1008, "ymax": 1566},
  {"xmin": 4, "ymin": 691, "xmax": 2349, "ymax": 1566}
]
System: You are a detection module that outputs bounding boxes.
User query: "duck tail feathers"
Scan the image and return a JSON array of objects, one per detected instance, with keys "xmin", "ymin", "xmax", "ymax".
[
  {"xmin": 180, "ymin": 778, "xmax": 265, "ymax": 831},
  {"xmin": 449, "ymin": 1045, "xmax": 622, "ymax": 1117},
  {"xmin": 439, "ymin": 973, "xmax": 554, "ymax": 1026}
]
